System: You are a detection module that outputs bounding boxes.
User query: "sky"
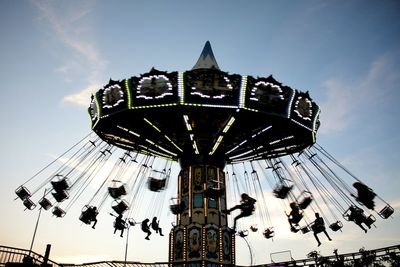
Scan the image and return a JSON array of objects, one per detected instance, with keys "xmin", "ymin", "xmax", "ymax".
[{"xmin": 0, "ymin": 0, "xmax": 400, "ymax": 265}]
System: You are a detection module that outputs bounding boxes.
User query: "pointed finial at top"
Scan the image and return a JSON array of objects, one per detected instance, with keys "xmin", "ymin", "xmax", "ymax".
[{"xmin": 192, "ymin": 41, "xmax": 220, "ymax": 70}]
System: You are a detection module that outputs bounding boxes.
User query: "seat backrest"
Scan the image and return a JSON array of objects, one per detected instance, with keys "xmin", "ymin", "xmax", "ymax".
[
  {"xmin": 52, "ymin": 207, "xmax": 66, "ymax": 217},
  {"xmin": 51, "ymin": 178, "xmax": 70, "ymax": 192},
  {"xmin": 379, "ymin": 205, "xmax": 394, "ymax": 219},
  {"xmin": 365, "ymin": 215, "xmax": 376, "ymax": 226},
  {"xmin": 15, "ymin": 186, "xmax": 31, "ymax": 200},
  {"xmin": 39, "ymin": 198, "xmax": 52, "ymax": 210},
  {"xmin": 23, "ymin": 198, "xmax": 36, "ymax": 210},
  {"xmin": 112, "ymin": 200, "xmax": 129, "ymax": 215},
  {"xmin": 52, "ymin": 190, "xmax": 69, "ymax": 202},
  {"xmin": 329, "ymin": 221, "xmax": 343, "ymax": 232}
]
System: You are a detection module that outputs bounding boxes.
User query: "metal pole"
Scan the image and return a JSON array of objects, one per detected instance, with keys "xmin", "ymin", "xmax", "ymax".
[
  {"xmin": 242, "ymin": 237, "xmax": 253, "ymax": 266},
  {"xmin": 29, "ymin": 190, "xmax": 46, "ymax": 256},
  {"xmin": 124, "ymin": 225, "xmax": 129, "ymax": 267},
  {"xmin": 43, "ymin": 244, "xmax": 51, "ymax": 266}
]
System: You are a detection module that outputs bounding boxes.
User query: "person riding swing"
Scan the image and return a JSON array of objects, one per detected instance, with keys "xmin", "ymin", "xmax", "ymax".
[
  {"xmin": 141, "ymin": 218, "xmax": 152, "ymax": 240},
  {"xmin": 113, "ymin": 214, "xmax": 126, "ymax": 237},
  {"xmin": 151, "ymin": 217, "xmax": 164, "ymax": 236},
  {"xmin": 346, "ymin": 206, "xmax": 371, "ymax": 233},
  {"xmin": 224, "ymin": 193, "xmax": 256, "ymax": 231},
  {"xmin": 87, "ymin": 206, "xmax": 98, "ymax": 229},
  {"xmin": 351, "ymin": 182, "xmax": 376, "ymax": 210},
  {"xmin": 287, "ymin": 202, "xmax": 303, "ymax": 226},
  {"xmin": 311, "ymin": 213, "xmax": 332, "ymax": 246}
]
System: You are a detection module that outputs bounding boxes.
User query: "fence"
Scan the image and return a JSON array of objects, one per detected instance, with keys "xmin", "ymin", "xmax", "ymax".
[{"xmin": 1, "ymin": 244, "xmax": 399, "ymax": 266}]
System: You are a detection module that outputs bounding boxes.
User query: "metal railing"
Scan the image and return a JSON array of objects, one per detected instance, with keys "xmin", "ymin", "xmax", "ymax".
[
  {"xmin": 0, "ymin": 245, "xmax": 61, "ymax": 266},
  {"xmin": 1, "ymin": 244, "xmax": 399, "ymax": 266}
]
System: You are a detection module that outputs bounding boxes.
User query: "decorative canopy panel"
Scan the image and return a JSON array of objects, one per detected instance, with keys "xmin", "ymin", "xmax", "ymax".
[{"xmin": 89, "ymin": 67, "xmax": 320, "ymax": 164}]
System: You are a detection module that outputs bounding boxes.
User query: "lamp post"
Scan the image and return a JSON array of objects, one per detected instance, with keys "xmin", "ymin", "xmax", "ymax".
[
  {"xmin": 124, "ymin": 219, "xmax": 136, "ymax": 267},
  {"xmin": 28, "ymin": 189, "xmax": 47, "ymax": 257}
]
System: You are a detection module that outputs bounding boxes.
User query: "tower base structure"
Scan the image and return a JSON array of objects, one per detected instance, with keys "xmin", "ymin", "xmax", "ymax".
[
  {"xmin": 169, "ymin": 224, "xmax": 235, "ymax": 266},
  {"xmin": 169, "ymin": 159, "xmax": 235, "ymax": 266}
]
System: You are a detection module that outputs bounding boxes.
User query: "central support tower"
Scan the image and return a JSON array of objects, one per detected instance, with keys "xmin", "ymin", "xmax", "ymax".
[{"xmin": 169, "ymin": 154, "xmax": 235, "ymax": 266}]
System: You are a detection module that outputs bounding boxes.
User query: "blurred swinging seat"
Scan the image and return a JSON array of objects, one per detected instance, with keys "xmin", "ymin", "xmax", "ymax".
[
  {"xmin": 364, "ymin": 214, "xmax": 376, "ymax": 228},
  {"xmin": 170, "ymin": 198, "xmax": 186, "ymax": 215},
  {"xmin": 15, "ymin": 186, "xmax": 31, "ymax": 200},
  {"xmin": 273, "ymin": 184, "xmax": 293, "ymax": 199},
  {"xmin": 51, "ymin": 176, "xmax": 70, "ymax": 192},
  {"xmin": 329, "ymin": 221, "xmax": 343, "ymax": 232},
  {"xmin": 148, "ymin": 177, "xmax": 167, "ymax": 192},
  {"xmin": 79, "ymin": 205, "xmax": 99, "ymax": 224},
  {"xmin": 108, "ymin": 180, "xmax": 127, "ymax": 199},
  {"xmin": 51, "ymin": 175, "xmax": 70, "ymax": 202},
  {"xmin": 112, "ymin": 199, "xmax": 129, "ymax": 215},
  {"xmin": 38, "ymin": 197, "xmax": 52, "ymax": 210},
  {"xmin": 52, "ymin": 206, "xmax": 66, "ymax": 218},
  {"xmin": 296, "ymin": 191, "xmax": 313, "ymax": 210},
  {"xmin": 250, "ymin": 224, "xmax": 258, "ymax": 232},
  {"xmin": 301, "ymin": 225, "xmax": 311, "ymax": 234},
  {"xmin": 263, "ymin": 227, "xmax": 275, "ymax": 239},
  {"xmin": 52, "ymin": 189, "xmax": 69, "ymax": 202},
  {"xmin": 23, "ymin": 198, "xmax": 36, "ymax": 210},
  {"xmin": 378, "ymin": 204, "xmax": 394, "ymax": 219}
]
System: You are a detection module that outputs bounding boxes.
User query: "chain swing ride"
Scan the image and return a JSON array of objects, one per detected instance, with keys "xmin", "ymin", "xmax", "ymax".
[{"xmin": 15, "ymin": 42, "xmax": 394, "ymax": 266}]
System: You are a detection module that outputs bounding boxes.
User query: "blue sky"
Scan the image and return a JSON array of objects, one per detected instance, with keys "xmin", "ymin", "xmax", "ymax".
[{"xmin": 0, "ymin": 0, "xmax": 399, "ymax": 265}]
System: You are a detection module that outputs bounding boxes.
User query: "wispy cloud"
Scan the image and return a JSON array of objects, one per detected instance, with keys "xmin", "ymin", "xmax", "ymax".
[
  {"xmin": 318, "ymin": 50, "xmax": 400, "ymax": 136},
  {"xmin": 318, "ymin": 79, "xmax": 353, "ymax": 134},
  {"xmin": 62, "ymin": 83, "xmax": 101, "ymax": 107},
  {"xmin": 32, "ymin": 0, "xmax": 106, "ymax": 107}
]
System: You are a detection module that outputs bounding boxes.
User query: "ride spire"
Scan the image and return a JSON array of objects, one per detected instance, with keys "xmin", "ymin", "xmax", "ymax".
[{"xmin": 192, "ymin": 41, "xmax": 220, "ymax": 70}]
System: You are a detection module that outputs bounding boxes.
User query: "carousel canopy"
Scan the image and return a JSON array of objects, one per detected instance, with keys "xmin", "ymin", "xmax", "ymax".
[{"xmin": 88, "ymin": 42, "xmax": 321, "ymax": 164}]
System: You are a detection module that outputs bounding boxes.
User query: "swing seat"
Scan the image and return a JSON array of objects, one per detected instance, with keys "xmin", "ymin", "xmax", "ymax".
[
  {"xmin": 148, "ymin": 177, "xmax": 167, "ymax": 192},
  {"xmin": 108, "ymin": 185, "xmax": 127, "ymax": 199},
  {"xmin": 170, "ymin": 202, "xmax": 186, "ymax": 214},
  {"xmin": 51, "ymin": 177, "xmax": 70, "ymax": 193},
  {"xmin": 238, "ymin": 230, "xmax": 248, "ymax": 238},
  {"xmin": 299, "ymin": 197, "xmax": 313, "ymax": 210},
  {"xmin": 52, "ymin": 190, "xmax": 69, "ymax": 202},
  {"xmin": 273, "ymin": 185, "xmax": 293, "ymax": 199},
  {"xmin": 343, "ymin": 205, "xmax": 363, "ymax": 221},
  {"xmin": 79, "ymin": 206, "xmax": 98, "ymax": 224},
  {"xmin": 355, "ymin": 197, "xmax": 375, "ymax": 210},
  {"xmin": 263, "ymin": 228, "xmax": 275, "ymax": 239},
  {"xmin": 364, "ymin": 215, "xmax": 376, "ymax": 227},
  {"xmin": 342, "ymin": 207, "xmax": 352, "ymax": 221},
  {"xmin": 291, "ymin": 213, "xmax": 303, "ymax": 224},
  {"xmin": 311, "ymin": 223, "xmax": 325, "ymax": 234},
  {"xmin": 378, "ymin": 205, "xmax": 394, "ymax": 219},
  {"xmin": 329, "ymin": 221, "xmax": 343, "ymax": 232},
  {"xmin": 23, "ymin": 198, "xmax": 36, "ymax": 210},
  {"xmin": 301, "ymin": 226, "xmax": 311, "ymax": 234},
  {"xmin": 114, "ymin": 221, "xmax": 127, "ymax": 230},
  {"xmin": 52, "ymin": 207, "xmax": 66, "ymax": 217},
  {"xmin": 290, "ymin": 225, "xmax": 300, "ymax": 233},
  {"xmin": 79, "ymin": 212, "xmax": 92, "ymax": 224},
  {"xmin": 112, "ymin": 200, "xmax": 129, "ymax": 215},
  {"xmin": 250, "ymin": 225, "xmax": 258, "ymax": 232},
  {"xmin": 39, "ymin": 197, "xmax": 52, "ymax": 210},
  {"xmin": 15, "ymin": 186, "xmax": 31, "ymax": 200}
]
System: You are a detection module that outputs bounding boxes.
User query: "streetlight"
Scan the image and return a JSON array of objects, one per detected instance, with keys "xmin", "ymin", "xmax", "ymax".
[
  {"xmin": 29, "ymin": 189, "xmax": 47, "ymax": 256},
  {"xmin": 124, "ymin": 218, "xmax": 136, "ymax": 267}
]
